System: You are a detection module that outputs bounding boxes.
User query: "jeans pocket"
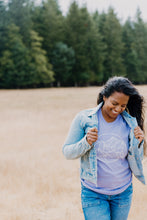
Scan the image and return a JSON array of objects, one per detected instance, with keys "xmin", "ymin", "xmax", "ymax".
[{"xmin": 81, "ymin": 185, "xmax": 101, "ymax": 208}]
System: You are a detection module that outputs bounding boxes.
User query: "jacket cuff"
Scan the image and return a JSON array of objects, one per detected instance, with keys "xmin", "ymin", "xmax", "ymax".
[{"xmin": 84, "ymin": 135, "xmax": 94, "ymax": 151}]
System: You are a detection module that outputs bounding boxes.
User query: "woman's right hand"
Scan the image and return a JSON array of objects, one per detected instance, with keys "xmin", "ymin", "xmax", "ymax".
[{"xmin": 86, "ymin": 127, "xmax": 98, "ymax": 145}]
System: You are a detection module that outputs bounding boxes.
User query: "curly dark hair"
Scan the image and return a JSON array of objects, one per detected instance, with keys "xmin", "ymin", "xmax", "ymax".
[{"xmin": 97, "ymin": 76, "xmax": 144, "ymax": 131}]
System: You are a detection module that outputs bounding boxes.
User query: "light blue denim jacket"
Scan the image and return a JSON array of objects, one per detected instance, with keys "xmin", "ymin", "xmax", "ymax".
[{"xmin": 62, "ymin": 103, "xmax": 146, "ymax": 185}]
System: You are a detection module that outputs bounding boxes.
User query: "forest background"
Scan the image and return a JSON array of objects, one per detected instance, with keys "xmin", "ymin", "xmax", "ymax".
[{"xmin": 1, "ymin": 0, "xmax": 147, "ymax": 88}]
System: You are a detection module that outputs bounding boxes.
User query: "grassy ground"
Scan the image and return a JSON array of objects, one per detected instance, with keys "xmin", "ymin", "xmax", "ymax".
[{"xmin": 0, "ymin": 86, "xmax": 147, "ymax": 220}]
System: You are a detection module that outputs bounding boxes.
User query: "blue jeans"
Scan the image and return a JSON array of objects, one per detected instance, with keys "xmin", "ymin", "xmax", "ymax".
[{"xmin": 81, "ymin": 183, "xmax": 133, "ymax": 220}]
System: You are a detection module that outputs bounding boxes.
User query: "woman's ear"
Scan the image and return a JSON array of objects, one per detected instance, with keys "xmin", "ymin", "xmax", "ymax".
[{"xmin": 125, "ymin": 106, "xmax": 130, "ymax": 114}]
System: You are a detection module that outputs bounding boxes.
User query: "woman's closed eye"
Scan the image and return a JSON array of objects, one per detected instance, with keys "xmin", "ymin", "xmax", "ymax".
[
  {"xmin": 112, "ymin": 102, "xmax": 118, "ymax": 106},
  {"xmin": 112, "ymin": 102, "xmax": 126, "ymax": 108}
]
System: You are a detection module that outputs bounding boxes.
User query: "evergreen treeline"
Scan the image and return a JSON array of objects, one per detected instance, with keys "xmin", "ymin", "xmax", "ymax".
[{"xmin": 0, "ymin": 0, "xmax": 147, "ymax": 88}]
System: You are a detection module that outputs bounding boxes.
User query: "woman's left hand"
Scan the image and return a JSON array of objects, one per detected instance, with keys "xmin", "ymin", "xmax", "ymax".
[{"xmin": 134, "ymin": 126, "xmax": 144, "ymax": 143}]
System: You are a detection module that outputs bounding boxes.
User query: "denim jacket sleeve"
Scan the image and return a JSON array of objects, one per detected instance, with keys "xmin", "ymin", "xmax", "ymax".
[{"xmin": 62, "ymin": 112, "xmax": 93, "ymax": 160}]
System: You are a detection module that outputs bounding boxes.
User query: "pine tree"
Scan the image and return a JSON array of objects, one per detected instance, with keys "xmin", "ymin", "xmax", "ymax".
[
  {"xmin": 0, "ymin": 24, "xmax": 31, "ymax": 88},
  {"xmin": 122, "ymin": 18, "xmax": 139, "ymax": 82},
  {"xmin": 91, "ymin": 11, "xmax": 106, "ymax": 84},
  {"xmin": 132, "ymin": 8, "xmax": 147, "ymax": 83},
  {"xmin": 0, "ymin": 24, "xmax": 54, "ymax": 88},
  {"xmin": 8, "ymin": 0, "xmax": 33, "ymax": 46},
  {"xmin": 64, "ymin": 2, "xmax": 104, "ymax": 86},
  {"xmin": 98, "ymin": 7, "xmax": 125, "ymax": 82},
  {"xmin": 0, "ymin": 0, "xmax": 8, "ymax": 57},
  {"xmin": 29, "ymin": 30, "xmax": 54, "ymax": 87},
  {"xmin": 32, "ymin": 0, "xmax": 64, "ymax": 59},
  {"xmin": 52, "ymin": 42, "xmax": 75, "ymax": 86}
]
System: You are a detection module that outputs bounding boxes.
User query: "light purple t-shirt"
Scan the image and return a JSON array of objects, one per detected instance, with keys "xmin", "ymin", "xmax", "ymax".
[{"xmin": 81, "ymin": 108, "xmax": 132, "ymax": 195}]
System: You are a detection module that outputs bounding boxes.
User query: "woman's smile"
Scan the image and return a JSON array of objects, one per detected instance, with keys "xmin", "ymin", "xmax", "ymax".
[{"xmin": 111, "ymin": 109, "xmax": 120, "ymax": 115}]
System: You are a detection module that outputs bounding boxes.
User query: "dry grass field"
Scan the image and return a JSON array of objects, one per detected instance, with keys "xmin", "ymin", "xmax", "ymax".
[{"xmin": 0, "ymin": 86, "xmax": 147, "ymax": 220}]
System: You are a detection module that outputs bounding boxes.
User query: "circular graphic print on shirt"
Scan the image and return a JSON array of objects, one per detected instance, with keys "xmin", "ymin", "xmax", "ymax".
[{"xmin": 96, "ymin": 134, "xmax": 128, "ymax": 159}]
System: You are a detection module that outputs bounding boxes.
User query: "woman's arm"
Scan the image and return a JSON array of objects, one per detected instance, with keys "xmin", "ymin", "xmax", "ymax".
[{"xmin": 62, "ymin": 112, "xmax": 93, "ymax": 160}]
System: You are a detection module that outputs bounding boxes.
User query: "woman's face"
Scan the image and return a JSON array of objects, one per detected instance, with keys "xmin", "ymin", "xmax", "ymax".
[{"xmin": 102, "ymin": 91, "xmax": 130, "ymax": 122}]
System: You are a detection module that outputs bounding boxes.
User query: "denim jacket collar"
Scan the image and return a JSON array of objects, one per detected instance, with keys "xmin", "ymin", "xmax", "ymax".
[{"xmin": 88, "ymin": 102, "xmax": 103, "ymax": 117}]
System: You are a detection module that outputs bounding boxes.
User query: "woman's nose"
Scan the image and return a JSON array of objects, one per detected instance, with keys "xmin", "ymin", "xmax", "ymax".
[{"xmin": 115, "ymin": 106, "xmax": 122, "ymax": 112}]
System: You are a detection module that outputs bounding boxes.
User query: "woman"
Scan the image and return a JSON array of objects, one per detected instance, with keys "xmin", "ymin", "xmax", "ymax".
[{"xmin": 62, "ymin": 76, "xmax": 146, "ymax": 220}]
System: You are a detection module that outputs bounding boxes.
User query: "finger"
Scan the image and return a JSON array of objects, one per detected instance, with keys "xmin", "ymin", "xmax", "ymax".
[
  {"xmin": 134, "ymin": 134, "xmax": 144, "ymax": 143},
  {"xmin": 87, "ymin": 131, "xmax": 98, "ymax": 136},
  {"xmin": 86, "ymin": 134, "xmax": 98, "ymax": 143},
  {"xmin": 134, "ymin": 131, "xmax": 144, "ymax": 136},
  {"xmin": 134, "ymin": 126, "xmax": 140, "ymax": 130},
  {"xmin": 88, "ymin": 138, "xmax": 98, "ymax": 143},
  {"xmin": 135, "ymin": 126, "xmax": 141, "ymax": 130},
  {"xmin": 90, "ymin": 127, "xmax": 98, "ymax": 132},
  {"xmin": 87, "ymin": 131, "xmax": 98, "ymax": 137},
  {"xmin": 86, "ymin": 138, "xmax": 93, "ymax": 145},
  {"xmin": 87, "ymin": 134, "xmax": 98, "ymax": 141},
  {"xmin": 135, "ymin": 135, "xmax": 143, "ymax": 140},
  {"xmin": 134, "ymin": 126, "xmax": 139, "ymax": 129},
  {"xmin": 87, "ymin": 135, "xmax": 98, "ymax": 141},
  {"xmin": 134, "ymin": 127, "xmax": 143, "ymax": 134},
  {"xmin": 87, "ymin": 139, "xmax": 97, "ymax": 146},
  {"xmin": 134, "ymin": 129, "xmax": 140, "ymax": 134},
  {"xmin": 134, "ymin": 130, "xmax": 144, "ymax": 136},
  {"xmin": 93, "ymin": 127, "xmax": 98, "ymax": 132},
  {"xmin": 134, "ymin": 132, "xmax": 143, "ymax": 136},
  {"xmin": 134, "ymin": 127, "xmax": 143, "ymax": 133}
]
